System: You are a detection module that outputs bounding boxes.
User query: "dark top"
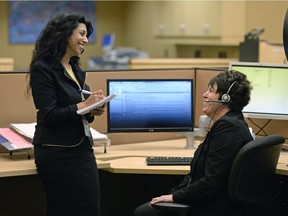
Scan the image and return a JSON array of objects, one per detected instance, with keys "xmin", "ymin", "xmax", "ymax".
[
  {"xmin": 30, "ymin": 60, "xmax": 94, "ymax": 146},
  {"xmin": 171, "ymin": 111, "xmax": 253, "ymax": 214}
]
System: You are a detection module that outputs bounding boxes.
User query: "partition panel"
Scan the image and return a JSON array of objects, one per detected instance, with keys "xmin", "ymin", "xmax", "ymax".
[{"xmin": 0, "ymin": 69, "xmax": 195, "ymax": 145}]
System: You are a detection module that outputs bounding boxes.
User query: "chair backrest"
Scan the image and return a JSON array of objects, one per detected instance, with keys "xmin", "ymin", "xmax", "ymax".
[{"xmin": 228, "ymin": 134, "xmax": 285, "ymax": 204}]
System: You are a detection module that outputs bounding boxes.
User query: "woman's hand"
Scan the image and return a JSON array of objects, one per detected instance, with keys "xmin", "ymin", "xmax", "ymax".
[
  {"xmin": 77, "ymin": 89, "xmax": 104, "ymax": 111},
  {"xmin": 89, "ymin": 106, "xmax": 105, "ymax": 116},
  {"xmin": 149, "ymin": 194, "xmax": 173, "ymax": 206}
]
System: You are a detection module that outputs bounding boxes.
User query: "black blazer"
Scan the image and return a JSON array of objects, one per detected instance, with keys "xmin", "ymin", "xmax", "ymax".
[
  {"xmin": 30, "ymin": 60, "xmax": 94, "ymax": 146},
  {"xmin": 171, "ymin": 111, "xmax": 253, "ymax": 215}
]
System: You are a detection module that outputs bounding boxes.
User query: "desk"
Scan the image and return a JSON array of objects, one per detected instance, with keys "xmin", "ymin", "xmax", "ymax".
[
  {"xmin": 0, "ymin": 150, "xmax": 110, "ymax": 178},
  {"xmin": 93, "ymin": 138, "xmax": 288, "ymax": 176},
  {"xmin": 2, "ymin": 138, "xmax": 286, "ymax": 177},
  {"xmin": 277, "ymin": 153, "xmax": 288, "ymax": 176},
  {"xmin": 94, "ymin": 138, "xmax": 288, "ymax": 216},
  {"xmin": 95, "ymin": 138, "xmax": 194, "ymax": 175},
  {"xmin": 0, "ymin": 139, "xmax": 287, "ymax": 216}
]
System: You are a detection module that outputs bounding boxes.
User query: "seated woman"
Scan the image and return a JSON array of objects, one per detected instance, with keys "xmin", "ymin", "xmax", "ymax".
[{"xmin": 133, "ymin": 70, "xmax": 254, "ymax": 216}]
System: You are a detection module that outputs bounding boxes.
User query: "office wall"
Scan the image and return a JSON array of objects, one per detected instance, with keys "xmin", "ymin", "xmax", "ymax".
[
  {"xmin": 0, "ymin": 1, "xmax": 126, "ymax": 71},
  {"xmin": 0, "ymin": 1, "xmax": 287, "ymax": 70},
  {"xmin": 245, "ymin": 1, "xmax": 287, "ymax": 44}
]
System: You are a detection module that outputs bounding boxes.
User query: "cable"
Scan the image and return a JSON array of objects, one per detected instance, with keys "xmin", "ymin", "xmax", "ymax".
[{"xmin": 247, "ymin": 118, "xmax": 271, "ymax": 136}]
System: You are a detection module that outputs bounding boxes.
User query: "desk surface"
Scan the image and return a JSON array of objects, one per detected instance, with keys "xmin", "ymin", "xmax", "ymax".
[
  {"xmin": 94, "ymin": 138, "xmax": 288, "ymax": 176},
  {"xmin": 0, "ymin": 150, "xmax": 110, "ymax": 178},
  {"xmin": 0, "ymin": 138, "xmax": 287, "ymax": 177},
  {"xmin": 95, "ymin": 139, "xmax": 193, "ymax": 175}
]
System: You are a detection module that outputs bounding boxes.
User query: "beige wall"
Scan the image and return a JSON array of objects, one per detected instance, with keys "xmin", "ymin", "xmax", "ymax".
[
  {"xmin": 0, "ymin": 1, "xmax": 126, "ymax": 71},
  {"xmin": 0, "ymin": 1, "xmax": 287, "ymax": 70},
  {"xmin": 246, "ymin": 1, "xmax": 288, "ymax": 43}
]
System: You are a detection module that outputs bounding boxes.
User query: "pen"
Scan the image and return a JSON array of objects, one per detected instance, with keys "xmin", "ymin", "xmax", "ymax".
[{"xmin": 78, "ymin": 89, "xmax": 92, "ymax": 95}]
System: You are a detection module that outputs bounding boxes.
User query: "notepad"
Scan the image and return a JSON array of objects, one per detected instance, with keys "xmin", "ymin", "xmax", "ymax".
[{"xmin": 77, "ymin": 94, "xmax": 116, "ymax": 115}]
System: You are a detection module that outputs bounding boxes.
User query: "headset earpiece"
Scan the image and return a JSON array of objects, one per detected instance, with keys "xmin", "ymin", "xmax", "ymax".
[
  {"xmin": 221, "ymin": 94, "xmax": 231, "ymax": 103},
  {"xmin": 220, "ymin": 81, "xmax": 237, "ymax": 103}
]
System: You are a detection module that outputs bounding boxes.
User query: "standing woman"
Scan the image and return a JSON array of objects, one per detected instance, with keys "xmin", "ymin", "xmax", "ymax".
[{"xmin": 27, "ymin": 14, "xmax": 104, "ymax": 216}]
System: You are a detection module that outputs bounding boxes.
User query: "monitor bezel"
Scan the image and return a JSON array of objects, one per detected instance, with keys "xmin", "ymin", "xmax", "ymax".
[{"xmin": 106, "ymin": 78, "xmax": 194, "ymax": 133}]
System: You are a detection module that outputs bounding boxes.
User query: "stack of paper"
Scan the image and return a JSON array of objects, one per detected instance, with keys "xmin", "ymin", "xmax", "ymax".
[
  {"xmin": 9, "ymin": 122, "xmax": 109, "ymax": 144},
  {"xmin": 10, "ymin": 122, "xmax": 36, "ymax": 142},
  {"xmin": 0, "ymin": 128, "xmax": 33, "ymax": 151}
]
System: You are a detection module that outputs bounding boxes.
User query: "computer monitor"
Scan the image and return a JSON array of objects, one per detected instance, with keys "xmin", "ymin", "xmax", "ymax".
[
  {"xmin": 229, "ymin": 62, "xmax": 288, "ymax": 120},
  {"xmin": 107, "ymin": 79, "xmax": 195, "ymax": 148},
  {"xmin": 284, "ymin": 9, "xmax": 288, "ymax": 61},
  {"xmin": 101, "ymin": 33, "xmax": 115, "ymax": 52}
]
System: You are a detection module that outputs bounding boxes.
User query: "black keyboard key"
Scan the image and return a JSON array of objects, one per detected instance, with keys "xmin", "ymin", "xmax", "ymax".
[{"xmin": 146, "ymin": 156, "xmax": 192, "ymax": 166}]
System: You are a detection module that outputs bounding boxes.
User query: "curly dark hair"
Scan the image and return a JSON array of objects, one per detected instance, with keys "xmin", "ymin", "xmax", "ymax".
[
  {"xmin": 29, "ymin": 13, "xmax": 93, "ymax": 68},
  {"xmin": 208, "ymin": 70, "xmax": 253, "ymax": 111},
  {"xmin": 26, "ymin": 14, "xmax": 93, "ymax": 97}
]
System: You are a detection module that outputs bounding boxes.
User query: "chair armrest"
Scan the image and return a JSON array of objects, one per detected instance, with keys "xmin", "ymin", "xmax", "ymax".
[{"xmin": 152, "ymin": 202, "xmax": 191, "ymax": 216}]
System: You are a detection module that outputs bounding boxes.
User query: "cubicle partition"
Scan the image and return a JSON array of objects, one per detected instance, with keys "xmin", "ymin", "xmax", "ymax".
[
  {"xmin": 0, "ymin": 72, "xmax": 36, "ymax": 127},
  {"xmin": 1, "ymin": 67, "xmax": 287, "ymax": 148},
  {"xmin": 0, "ymin": 69, "xmax": 196, "ymax": 146}
]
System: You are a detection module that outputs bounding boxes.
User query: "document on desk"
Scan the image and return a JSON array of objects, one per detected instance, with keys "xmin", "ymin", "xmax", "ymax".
[
  {"xmin": 9, "ymin": 122, "xmax": 36, "ymax": 142},
  {"xmin": 90, "ymin": 127, "xmax": 108, "ymax": 141},
  {"xmin": 10, "ymin": 122, "xmax": 108, "ymax": 143},
  {"xmin": 0, "ymin": 128, "xmax": 33, "ymax": 150},
  {"xmin": 77, "ymin": 94, "xmax": 116, "ymax": 115}
]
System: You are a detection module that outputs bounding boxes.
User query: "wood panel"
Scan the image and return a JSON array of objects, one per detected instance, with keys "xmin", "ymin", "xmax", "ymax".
[
  {"xmin": 129, "ymin": 58, "xmax": 236, "ymax": 69},
  {"xmin": 0, "ymin": 58, "xmax": 14, "ymax": 71}
]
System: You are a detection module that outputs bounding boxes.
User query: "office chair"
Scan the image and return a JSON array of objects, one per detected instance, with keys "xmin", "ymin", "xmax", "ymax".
[{"xmin": 152, "ymin": 134, "xmax": 285, "ymax": 216}]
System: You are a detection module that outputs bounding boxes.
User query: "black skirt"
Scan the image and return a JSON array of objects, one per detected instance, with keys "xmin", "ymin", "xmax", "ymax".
[{"xmin": 34, "ymin": 138, "xmax": 100, "ymax": 216}]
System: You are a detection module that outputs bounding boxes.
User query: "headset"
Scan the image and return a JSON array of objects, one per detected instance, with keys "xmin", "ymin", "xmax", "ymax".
[{"xmin": 208, "ymin": 81, "xmax": 237, "ymax": 103}]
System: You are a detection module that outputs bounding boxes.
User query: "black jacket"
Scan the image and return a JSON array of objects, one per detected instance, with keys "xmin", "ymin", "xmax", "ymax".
[
  {"xmin": 30, "ymin": 60, "xmax": 94, "ymax": 146},
  {"xmin": 172, "ymin": 111, "xmax": 254, "ymax": 215}
]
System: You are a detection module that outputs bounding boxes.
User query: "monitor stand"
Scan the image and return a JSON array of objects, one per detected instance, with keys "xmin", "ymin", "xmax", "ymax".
[
  {"xmin": 176, "ymin": 115, "xmax": 211, "ymax": 149},
  {"xmin": 176, "ymin": 129, "xmax": 199, "ymax": 149}
]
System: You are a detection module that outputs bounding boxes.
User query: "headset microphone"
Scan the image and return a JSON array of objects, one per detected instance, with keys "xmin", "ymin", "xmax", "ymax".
[
  {"xmin": 207, "ymin": 81, "xmax": 237, "ymax": 103},
  {"xmin": 206, "ymin": 99, "xmax": 225, "ymax": 103}
]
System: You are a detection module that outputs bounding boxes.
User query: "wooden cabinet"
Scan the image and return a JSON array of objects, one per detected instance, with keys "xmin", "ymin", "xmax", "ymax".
[
  {"xmin": 152, "ymin": 1, "xmax": 247, "ymax": 46},
  {"xmin": 154, "ymin": 1, "xmax": 221, "ymax": 37}
]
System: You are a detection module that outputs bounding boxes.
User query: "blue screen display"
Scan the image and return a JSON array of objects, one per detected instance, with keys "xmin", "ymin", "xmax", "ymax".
[
  {"xmin": 101, "ymin": 34, "xmax": 115, "ymax": 51},
  {"xmin": 107, "ymin": 79, "xmax": 194, "ymax": 132}
]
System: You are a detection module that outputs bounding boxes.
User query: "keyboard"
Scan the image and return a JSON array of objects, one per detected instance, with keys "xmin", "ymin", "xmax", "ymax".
[{"xmin": 146, "ymin": 156, "xmax": 192, "ymax": 166}]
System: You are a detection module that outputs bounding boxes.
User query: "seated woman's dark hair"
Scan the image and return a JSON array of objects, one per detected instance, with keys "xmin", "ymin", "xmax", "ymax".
[{"xmin": 208, "ymin": 70, "xmax": 253, "ymax": 111}]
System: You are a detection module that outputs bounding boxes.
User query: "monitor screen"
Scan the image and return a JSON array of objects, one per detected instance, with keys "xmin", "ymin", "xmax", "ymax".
[
  {"xmin": 101, "ymin": 33, "xmax": 115, "ymax": 52},
  {"xmin": 107, "ymin": 79, "xmax": 194, "ymax": 133},
  {"xmin": 229, "ymin": 62, "xmax": 288, "ymax": 120}
]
